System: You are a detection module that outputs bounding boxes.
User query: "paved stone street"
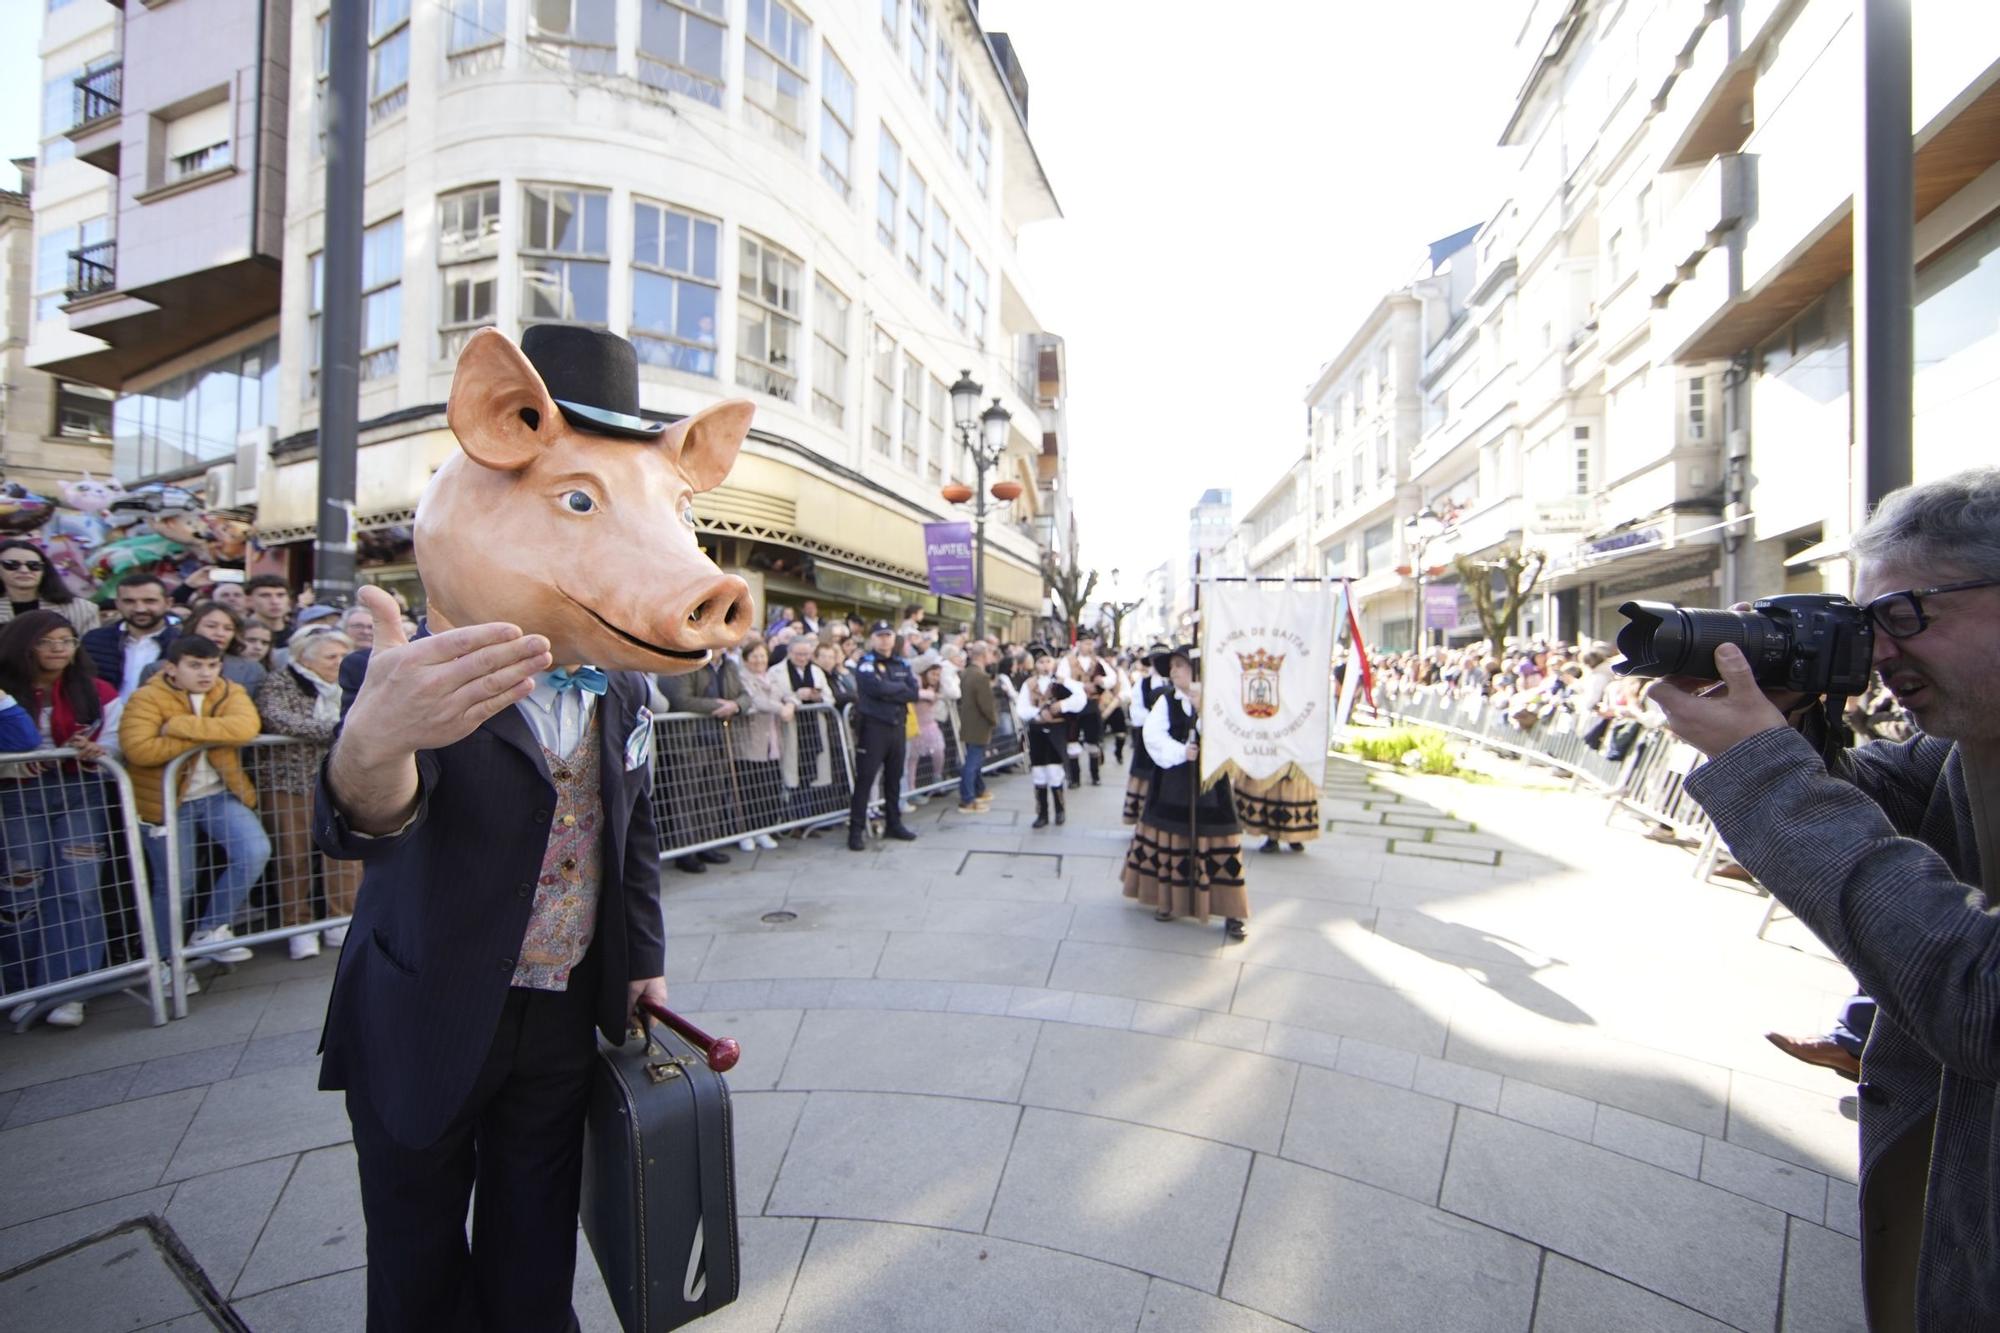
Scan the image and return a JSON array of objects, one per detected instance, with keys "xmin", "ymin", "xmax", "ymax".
[{"xmin": 0, "ymin": 754, "xmax": 1868, "ymax": 1331}]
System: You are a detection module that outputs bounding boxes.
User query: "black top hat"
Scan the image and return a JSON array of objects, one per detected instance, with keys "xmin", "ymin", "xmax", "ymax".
[{"xmin": 519, "ymin": 325, "xmax": 667, "ymax": 440}]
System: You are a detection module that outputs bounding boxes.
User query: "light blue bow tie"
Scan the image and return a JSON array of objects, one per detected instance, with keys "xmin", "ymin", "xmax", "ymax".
[{"xmin": 548, "ymin": 666, "xmax": 609, "ymax": 696}]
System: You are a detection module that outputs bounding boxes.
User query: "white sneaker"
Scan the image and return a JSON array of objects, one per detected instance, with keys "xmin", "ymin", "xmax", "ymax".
[
  {"xmin": 738, "ymin": 837, "xmax": 758, "ymax": 854},
  {"xmin": 755, "ymin": 833, "xmax": 779, "ymax": 851},
  {"xmin": 44, "ymin": 1001, "xmax": 84, "ymax": 1028},
  {"xmin": 161, "ymin": 964, "xmax": 200, "ymax": 997},
  {"xmin": 189, "ymin": 925, "xmax": 254, "ymax": 965},
  {"xmin": 322, "ymin": 925, "xmax": 348, "ymax": 948},
  {"xmin": 289, "ymin": 933, "xmax": 322, "ymax": 960}
]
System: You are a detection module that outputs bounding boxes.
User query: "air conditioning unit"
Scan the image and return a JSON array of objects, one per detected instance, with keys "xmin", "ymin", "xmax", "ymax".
[
  {"xmin": 204, "ymin": 462, "xmax": 239, "ymax": 509},
  {"xmin": 234, "ymin": 425, "xmax": 276, "ymax": 503}
]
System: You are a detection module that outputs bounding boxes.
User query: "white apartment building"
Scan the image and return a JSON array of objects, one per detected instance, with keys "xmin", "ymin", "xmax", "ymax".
[
  {"xmin": 1131, "ymin": 556, "xmax": 1173, "ymax": 648},
  {"xmin": 3, "ymin": 172, "xmax": 113, "ymax": 487},
  {"xmin": 1238, "ymin": 455, "xmax": 1310, "ymax": 581},
  {"xmin": 25, "ymin": 0, "xmax": 1072, "ymax": 634},
  {"xmin": 1651, "ymin": 0, "xmax": 2000, "ymax": 604},
  {"xmin": 1308, "ymin": 229, "xmax": 1468, "ymax": 652}
]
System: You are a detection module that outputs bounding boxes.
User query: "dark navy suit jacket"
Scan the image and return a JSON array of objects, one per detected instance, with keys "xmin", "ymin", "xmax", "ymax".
[{"xmin": 314, "ymin": 652, "xmax": 664, "ymax": 1149}]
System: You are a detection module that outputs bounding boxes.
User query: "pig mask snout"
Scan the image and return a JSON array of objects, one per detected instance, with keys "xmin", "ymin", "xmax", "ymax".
[{"xmin": 419, "ymin": 329, "xmax": 759, "ymax": 673}]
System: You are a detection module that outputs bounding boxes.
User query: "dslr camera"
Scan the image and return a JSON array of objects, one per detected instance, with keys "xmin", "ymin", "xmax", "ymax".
[{"xmin": 1612, "ymin": 594, "xmax": 1875, "ymax": 697}]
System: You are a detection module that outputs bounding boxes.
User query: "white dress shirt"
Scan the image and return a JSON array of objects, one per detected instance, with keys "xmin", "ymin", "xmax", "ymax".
[
  {"xmin": 518, "ymin": 672, "xmax": 600, "ymax": 762},
  {"xmin": 120, "ymin": 627, "xmax": 171, "ymax": 702},
  {"xmin": 1143, "ymin": 688, "xmax": 1198, "ymax": 769}
]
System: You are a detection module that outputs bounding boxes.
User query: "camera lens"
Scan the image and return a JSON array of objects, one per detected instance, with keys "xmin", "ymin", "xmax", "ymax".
[{"xmin": 1613, "ymin": 601, "xmax": 1774, "ymax": 681}]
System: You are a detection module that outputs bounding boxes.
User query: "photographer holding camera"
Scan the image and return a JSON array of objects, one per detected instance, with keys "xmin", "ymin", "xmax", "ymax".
[{"xmin": 1641, "ymin": 467, "xmax": 2000, "ymax": 1330}]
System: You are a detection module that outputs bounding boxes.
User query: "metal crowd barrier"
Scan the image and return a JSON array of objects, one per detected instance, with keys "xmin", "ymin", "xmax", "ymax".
[
  {"xmin": 1381, "ymin": 693, "xmax": 1718, "ymax": 873},
  {"xmin": 649, "ymin": 702, "xmax": 860, "ymax": 854},
  {"xmin": 0, "ymin": 749, "xmax": 167, "ymax": 1029}
]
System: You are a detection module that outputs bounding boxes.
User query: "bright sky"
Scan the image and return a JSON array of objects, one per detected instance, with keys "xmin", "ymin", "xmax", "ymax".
[
  {"xmin": 0, "ymin": 0, "xmax": 1529, "ymax": 590},
  {"xmin": 982, "ymin": 0, "xmax": 1527, "ymax": 595}
]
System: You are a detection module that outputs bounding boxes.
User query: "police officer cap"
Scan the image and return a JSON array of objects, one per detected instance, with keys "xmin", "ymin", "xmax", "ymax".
[{"xmin": 869, "ymin": 620, "xmax": 894, "ymax": 635}]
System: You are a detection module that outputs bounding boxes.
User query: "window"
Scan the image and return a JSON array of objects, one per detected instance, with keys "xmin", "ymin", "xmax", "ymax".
[
  {"xmin": 313, "ymin": 15, "xmax": 328, "ymax": 158},
  {"xmin": 1375, "ymin": 430, "xmax": 1389, "ymax": 482},
  {"xmin": 903, "ymin": 169, "xmax": 926, "ymax": 281},
  {"xmin": 736, "ymin": 231, "xmax": 801, "ymax": 401},
  {"xmin": 954, "ymin": 71, "xmax": 973, "ymax": 161},
  {"xmin": 42, "ymin": 68, "xmax": 78, "ymax": 163},
  {"xmin": 881, "ymin": 0, "xmax": 900, "ymax": 42},
  {"xmin": 35, "ymin": 217, "xmax": 107, "ymax": 321},
  {"xmin": 1635, "ymin": 184, "xmax": 1653, "ymax": 249},
  {"xmin": 908, "ymin": 0, "xmax": 929, "ymax": 86},
  {"xmin": 932, "ymin": 38, "xmax": 953, "ymax": 130},
  {"xmin": 1350, "ymin": 445, "xmax": 1364, "ymax": 499},
  {"xmin": 876, "ymin": 128, "xmax": 901, "ymax": 252},
  {"xmin": 926, "ymin": 375, "xmax": 947, "ymax": 482},
  {"xmin": 870, "ymin": 328, "xmax": 896, "ymax": 457},
  {"xmin": 900, "ymin": 354, "xmax": 923, "ymax": 471},
  {"xmin": 971, "ymin": 262, "xmax": 989, "ymax": 348},
  {"xmin": 520, "ymin": 184, "xmax": 610, "ymax": 326},
  {"xmin": 446, "ymin": 0, "xmax": 507, "ymax": 75},
  {"xmin": 927, "ymin": 201, "xmax": 948, "ymax": 306},
  {"xmin": 438, "ymin": 184, "xmax": 499, "ymax": 358},
  {"xmin": 1573, "ymin": 424, "xmax": 1592, "ymax": 495},
  {"xmin": 1328, "ymin": 471, "xmax": 1342, "ymax": 510},
  {"xmin": 949, "ymin": 231, "xmax": 970, "ymax": 331},
  {"xmin": 362, "ymin": 217, "xmax": 405, "ymax": 379},
  {"xmin": 55, "ymin": 382, "xmax": 112, "ymax": 440},
  {"xmin": 113, "ymin": 337, "xmax": 278, "ymax": 480},
  {"xmin": 1685, "ymin": 376, "xmax": 1707, "ymax": 440},
  {"xmin": 632, "ymin": 199, "xmax": 720, "ymax": 375},
  {"xmin": 1362, "ymin": 521, "xmax": 1394, "ymax": 576},
  {"xmin": 370, "ymin": 0, "xmax": 411, "ymax": 121},
  {"xmin": 640, "ymin": 0, "xmax": 726, "ymax": 106},
  {"xmin": 305, "ymin": 216, "xmax": 405, "ymax": 394},
  {"xmin": 819, "ymin": 45, "xmax": 855, "ymax": 197},
  {"xmin": 975, "ymin": 110, "xmax": 992, "ymax": 196},
  {"xmin": 1606, "ymin": 228, "xmax": 1624, "ymax": 285},
  {"xmin": 531, "ymin": 0, "xmax": 617, "ymax": 73},
  {"xmin": 744, "ymin": 0, "xmax": 809, "ymax": 148},
  {"xmin": 165, "ymin": 101, "xmax": 233, "ymax": 183},
  {"xmin": 812, "ymin": 276, "xmax": 850, "ymax": 426}
]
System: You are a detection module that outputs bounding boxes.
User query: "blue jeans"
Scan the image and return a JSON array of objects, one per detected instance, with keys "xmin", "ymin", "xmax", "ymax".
[
  {"xmin": 959, "ymin": 744, "xmax": 986, "ymax": 805},
  {"xmin": 145, "ymin": 792, "xmax": 272, "ymax": 952},
  {"xmin": 0, "ymin": 776, "xmax": 111, "ymax": 992}
]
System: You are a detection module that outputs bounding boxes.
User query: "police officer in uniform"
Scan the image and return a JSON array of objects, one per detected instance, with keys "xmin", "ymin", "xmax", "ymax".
[{"xmin": 848, "ymin": 621, "xmax": 922, "ymax": 852}]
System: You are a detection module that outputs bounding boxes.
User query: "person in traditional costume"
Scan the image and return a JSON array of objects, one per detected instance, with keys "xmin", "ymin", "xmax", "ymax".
[
  {"xmin": 1056, "ymin": 629, "xmax": 1112, "ymax": 787},
  {"xmin": 1017, "ymin": 647, "xmax": 1084, "ymax": 828},
  {"xmin": 1233, "ymin": 766, "xmax": 1322, "ymax": 854},
  {"xmin": 1120, "ymin": 645, "xmax": 1249, "ymax": 941},
  {"xmin": 1121, "ymin": 647, "xmax": 1171, "ymax": 826},
  {"xmin": 1103, "ymin": 652, "xmax": 1134, "ymax": 765}
]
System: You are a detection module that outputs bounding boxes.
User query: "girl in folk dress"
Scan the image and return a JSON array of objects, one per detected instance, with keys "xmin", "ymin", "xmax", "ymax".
[
  {"xmin": 904, "ymin": 655, "xmax": 948, "ymax": 795},
  {"xmin": 1016, "ymin": 649, "xmax": 1085, "ymax": 829},
  {"xmin": 1122, "ymin": 650, "xmax": 1170, "ymax": 826},
  {"xmin": 1121, "ymin": 645, "xmax": 1249, "ymax": 941}
]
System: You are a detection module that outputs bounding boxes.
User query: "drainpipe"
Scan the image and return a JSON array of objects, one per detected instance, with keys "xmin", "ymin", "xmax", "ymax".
[
  {"xmin": 1720, "ymin": 352, "xmax": 1752, "ymax": 606},
  {"xmin": 1855, "ymin": 0, "xmax": 1914, "ymax": 520}
]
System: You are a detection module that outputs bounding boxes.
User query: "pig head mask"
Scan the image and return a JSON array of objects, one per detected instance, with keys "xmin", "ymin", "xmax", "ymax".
[{"xmin": 415, "ymin": 326, "xmax": 754, "ymax": 673}]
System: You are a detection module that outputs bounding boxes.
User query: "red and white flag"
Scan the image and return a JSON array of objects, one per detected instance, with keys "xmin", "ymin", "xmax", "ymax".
[{"xmin": 1333, "ymin": 578, "xmax": 1375, "ymax": 729}]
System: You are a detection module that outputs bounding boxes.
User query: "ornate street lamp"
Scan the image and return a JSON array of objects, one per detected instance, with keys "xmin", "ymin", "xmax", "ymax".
[
  {"xmin": 1403, "ymin": 504, "xmax": 1445, "ymax": 651},
  {"xmin": 939, "ymin": 371, "xmax": 1012, "ymax": 639}
]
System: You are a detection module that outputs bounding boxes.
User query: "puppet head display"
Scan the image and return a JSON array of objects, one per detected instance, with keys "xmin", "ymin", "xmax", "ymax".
[
  {"xmin": 0, "ymin": 484, "xmax": 56, "ymax": 535},
  {"xmin": 414, "ymin": 327, "xmax": 754, "ymax": 672},
  {"xmin": 58, "ymin": 474, "xmax": 125, "ymax": 520}
]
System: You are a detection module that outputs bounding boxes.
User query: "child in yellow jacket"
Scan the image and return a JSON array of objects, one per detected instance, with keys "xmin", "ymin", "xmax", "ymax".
[{"xmin": 120, "ymin": 636, "xmax": 271, "ymax": 967}]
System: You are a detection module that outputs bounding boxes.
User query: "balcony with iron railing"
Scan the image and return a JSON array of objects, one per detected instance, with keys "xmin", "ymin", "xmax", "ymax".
[
  {"xmin": 66, "ymin": 62, "xmax": 124, "ymax": 172},
  {"xmin": 65, "ymin": 240, "xmax": 117, "ymax": 302}
]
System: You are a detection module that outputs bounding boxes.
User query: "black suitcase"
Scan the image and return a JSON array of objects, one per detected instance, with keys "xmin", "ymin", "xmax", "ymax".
[{"xmin": 581, "ymin": 1002, "xmax": 741, "ymax": 1333}]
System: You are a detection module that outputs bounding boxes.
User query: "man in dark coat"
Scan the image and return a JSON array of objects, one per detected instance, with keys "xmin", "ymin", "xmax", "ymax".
[
  {"xmin": 1658, "ymin": 466, "xmax": 2000, "ymax": 1329},
  {"xmin": 956, "ymin": 641, "xmax": 998, "ymax": 812},
  {"xmin": 657, "ymin": 655, "xmax": 745, "ymax": 873}
]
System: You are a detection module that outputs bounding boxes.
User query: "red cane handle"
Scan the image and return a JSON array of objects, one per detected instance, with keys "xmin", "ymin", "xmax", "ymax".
[{"xmin": 640, "ymin": 997, "xmax": 741, "ymax": 1073}]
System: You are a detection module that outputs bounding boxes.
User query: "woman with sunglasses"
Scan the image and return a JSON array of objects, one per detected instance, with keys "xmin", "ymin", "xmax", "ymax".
[
  {"xmin": 0, "ymin": 610, "xmax": 119, "ymax": 1029},
  {"xmin": 0, "ymin": 539, "xmax": 99, "ymax": 640}
]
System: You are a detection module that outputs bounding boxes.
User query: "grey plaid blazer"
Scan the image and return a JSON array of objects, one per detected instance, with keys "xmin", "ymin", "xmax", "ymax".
[{"xmin": 1685, "ymin": 727, "xmax": 1993, "ymax": 1329}]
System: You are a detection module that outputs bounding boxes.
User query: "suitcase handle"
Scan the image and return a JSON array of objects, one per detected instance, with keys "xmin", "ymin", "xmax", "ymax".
[{"xmin": 639, "ymin": 998, "xmax": 741, "ymax": 1073}]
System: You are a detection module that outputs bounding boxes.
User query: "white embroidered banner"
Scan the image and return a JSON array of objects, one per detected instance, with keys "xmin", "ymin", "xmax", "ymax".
[{"xmin": 1198, "ymin": 581, "xmax": 1339, "ymax": 787}]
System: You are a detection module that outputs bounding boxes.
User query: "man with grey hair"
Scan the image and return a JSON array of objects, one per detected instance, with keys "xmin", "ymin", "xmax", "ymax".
[{"xmin": 1653, "ymin": 465, "xmax": 2000, "ymax": 1328}]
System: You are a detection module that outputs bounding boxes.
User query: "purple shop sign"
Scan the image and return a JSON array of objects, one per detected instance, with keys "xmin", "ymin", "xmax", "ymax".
[
  {"xmin": 923, "ymin": 521, "xmax": 976, "ymax": 595},
  {"xmin": 1423, "ymin": 582, "xmax": 1460, "ymax": 630}
]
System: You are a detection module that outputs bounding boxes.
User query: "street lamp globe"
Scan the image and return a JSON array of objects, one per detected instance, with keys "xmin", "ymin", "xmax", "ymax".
[
  {"xmin": 950, "ymin": 370, "xmax": 983, "ymax": 432},
  {"xmin": 1412, "ymin": 504, "xmax": 1444, "ymax": 540},
  {"xmin": 980, "ymin": 398, "xmax": 1011, "ymax": 453}
]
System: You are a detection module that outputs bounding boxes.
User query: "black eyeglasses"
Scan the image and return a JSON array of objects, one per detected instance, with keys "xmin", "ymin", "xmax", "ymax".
[
  {"xmin": 1863, "ymin": 577, "xmax": 2000, "ymax": 639},
  {"xmin": 0, "ymin": 559, "xmax": 45, "ymax": 572}
]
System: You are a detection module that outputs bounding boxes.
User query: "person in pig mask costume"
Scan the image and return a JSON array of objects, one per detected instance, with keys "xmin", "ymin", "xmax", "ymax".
[{"xmin": 315, "ymin": 326, "xmax": 753, "ymax": 1332}]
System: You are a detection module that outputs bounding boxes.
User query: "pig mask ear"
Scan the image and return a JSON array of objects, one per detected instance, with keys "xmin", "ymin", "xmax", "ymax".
[
  {"xmin": 666, "ymin": 399, "xmax": 755, "ymax": 493},
  {"xmin": 445, "ymin": 329, "xmax": 562, "ymax": 473}
]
